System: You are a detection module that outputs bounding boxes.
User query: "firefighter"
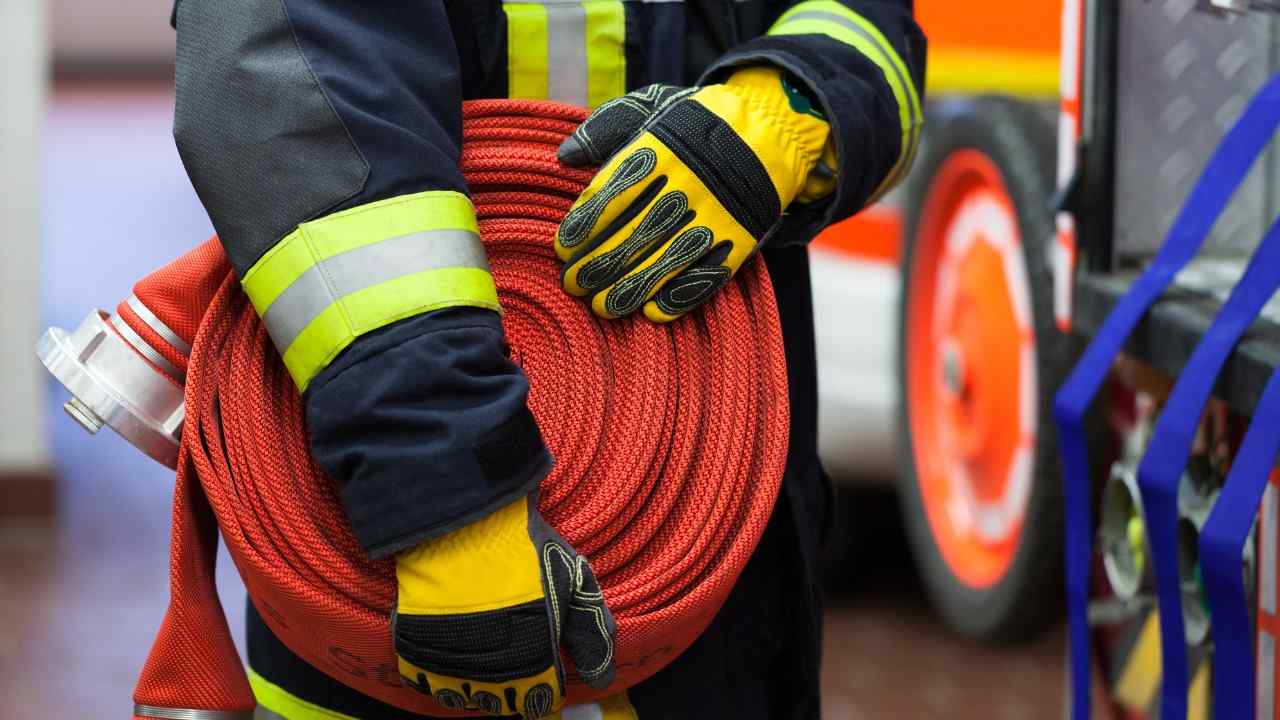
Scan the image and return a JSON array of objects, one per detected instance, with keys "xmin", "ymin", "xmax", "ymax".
[{"xmin": 169, "ymin": 2, "xmax": 924, "ymax": 718}]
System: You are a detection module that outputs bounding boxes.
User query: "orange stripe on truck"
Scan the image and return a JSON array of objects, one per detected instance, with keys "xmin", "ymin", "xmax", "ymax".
[{"xmin": 813, "ymin": 204, "xmax": 904, "ymax": 264}]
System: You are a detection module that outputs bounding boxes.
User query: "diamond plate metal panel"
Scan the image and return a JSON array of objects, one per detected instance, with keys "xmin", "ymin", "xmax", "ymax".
[{"xmin": 1113, "ymin": 0, "xmax": 1277, "ymax": 262}]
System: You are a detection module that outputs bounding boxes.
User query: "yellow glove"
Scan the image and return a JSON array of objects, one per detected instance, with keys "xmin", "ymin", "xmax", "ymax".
[
  {"xmin": 394, "ymin": 494, "xmax": 616, "ymax": 719},
  {"xmin": 555, "ymin": 67, "xmax": 832, "ymax": 322}
]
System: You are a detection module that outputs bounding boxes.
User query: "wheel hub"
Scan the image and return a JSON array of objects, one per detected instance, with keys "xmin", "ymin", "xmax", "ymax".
[
  {"xmin": 906, "ymin": 149, "xmax": 1039, "ymax": 589},
  {"xmin": 941, "ymin": 340, "xmax": 965, "ymax": 397}
]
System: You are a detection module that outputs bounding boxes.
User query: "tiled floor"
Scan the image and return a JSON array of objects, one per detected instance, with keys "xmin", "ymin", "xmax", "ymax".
[{"xmin": 0, "ymin": 83, "xmax": 1068, "ymax": 718}]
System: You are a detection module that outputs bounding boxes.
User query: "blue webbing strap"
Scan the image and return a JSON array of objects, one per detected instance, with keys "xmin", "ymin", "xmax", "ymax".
[
  {"xmin": 1202, "ymin": 365, "xmax": 1280, "ymax": 720},
  {"xmin": 1137, "ymin": 216, "xmax": 1280, "ymax": 720},
  {"xmin": 1053, "ymin": 75, "xmax": 1280, "ymax": 720}
]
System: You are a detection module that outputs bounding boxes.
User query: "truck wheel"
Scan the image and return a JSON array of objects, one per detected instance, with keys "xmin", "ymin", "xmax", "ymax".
[{"xmin": 896, "ymin": 96, "xmax": 1065, "ymax": 642}]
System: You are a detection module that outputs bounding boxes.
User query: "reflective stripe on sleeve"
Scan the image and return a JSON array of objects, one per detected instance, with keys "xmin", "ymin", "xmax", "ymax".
[
  {"xmin": 505, "ymin": 1, "xmax": 627, "ymax": 109},
  {"xmin": 240, "ymin": 191, "xmax": 499, "ymax": 391},
  {"xmin": 768, "ymin": 0, "xmax": 922, "ymax": 203}
]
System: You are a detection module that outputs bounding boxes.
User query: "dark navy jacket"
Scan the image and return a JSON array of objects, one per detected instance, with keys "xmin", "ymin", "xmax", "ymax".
[{"xmin": 172, "ymin": 1, "xmax": 924, "ymax": 715}]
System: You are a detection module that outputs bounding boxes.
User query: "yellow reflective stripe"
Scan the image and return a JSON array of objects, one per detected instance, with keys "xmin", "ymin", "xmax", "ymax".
[
  {"xmin": 504, "ymin": 1, "xmax": 626, "ymax": 109},
  {"xmin": 248, "ymin": 668, "xmax": 358, "ymax": 720},
  {"xmin": 506, "ymin": 3, "xmax": 550, "ymax": 100},
  {"xmin": 584, "ymin": 1, "xmax": 627, "ymax": 109},
  {"xmin": 555, "ymin": 692, "xmax": 639, "ymax": 719},
  {"xmin": 599, "ymin": 691, "xmax": 640, "ymax": 719},
  {"xmin": 280, "ymin": 267, "xmax": 498, "ymax": 390},
  {"xmin": 241, "ymin": 190, "xmax": 498, "ymax": 390},
  {"xmin": 769, "ymin": 1, "xmax": 922, "ymax": 202},
  {"xmin": 242, "ymin": 191, "xmax": 479, "ymax": 312}
]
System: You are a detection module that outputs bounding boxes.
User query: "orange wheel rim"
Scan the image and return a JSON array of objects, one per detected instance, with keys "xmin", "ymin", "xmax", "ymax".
[{"xmin": 907, "ymin": 150, "xmax": 1037, "ymax": 589}]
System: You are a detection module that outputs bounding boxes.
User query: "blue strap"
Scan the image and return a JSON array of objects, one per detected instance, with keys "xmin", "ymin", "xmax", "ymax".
[
  {"xmin": 1053, "ymin": 74, "xmax": 1280, "ymax": 720},
  {"xmin": 1138, "ymin": 216, "xmax": 1280, "ymax": 720},
  {"xmin": 1202, "ymin": 366, "xmax": 1280, "ymax": 719}
]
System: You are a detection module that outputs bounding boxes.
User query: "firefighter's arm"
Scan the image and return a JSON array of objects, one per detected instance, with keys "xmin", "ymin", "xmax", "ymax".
[
  {"xmin": 173, "ymin": 0, "xmax": 549, "ymax": 559},
  {"xmin": 173, "ymin": 5, "xmax": 612, "ymax": 715},
  {"xmin": 707, "ymin": 0, "xmax": 927, "ymax": 244},
  {"xmin": 551, "ymin": 1, "xmax": 924, "ymax": 322}
]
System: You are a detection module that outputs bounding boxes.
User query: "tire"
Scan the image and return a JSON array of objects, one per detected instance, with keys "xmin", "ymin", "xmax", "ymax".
[{"xmin": 896, "ymin": 96, "xmax": 1067, "ymax": 642}]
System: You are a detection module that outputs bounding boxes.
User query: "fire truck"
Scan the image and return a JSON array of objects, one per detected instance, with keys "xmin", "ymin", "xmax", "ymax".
[
  {"xmin": 1060, "ymin": 0, "xmax": 1277, "ymax": 717},
  {"xmin": 819, "ymin": 0, "xmax": 1280, "ymax": 712},
  {"xmin": 812, "ymin": 0, "xmax": 1066, "ymax": 642},
  {"xmin": 815, "ymin": 0, "xmax": 1280, "ymax": 716}
]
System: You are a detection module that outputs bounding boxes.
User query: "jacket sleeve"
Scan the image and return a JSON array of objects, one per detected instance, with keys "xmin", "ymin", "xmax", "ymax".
[
  {"xmin": 173, "ymin": 0, "xmax": 551, "ymax": 559},
  {"xmin": 700, "ymin": 0, "xmax": 926, "ymax": 245}
]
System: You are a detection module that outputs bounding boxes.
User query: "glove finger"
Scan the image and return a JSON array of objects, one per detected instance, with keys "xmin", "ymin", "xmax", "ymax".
[
  {"xmin": 562, "ymin": 559, "xmax": 617, "ymax": 690},
  {"xmin": 557, "ymin": 84, "xmax": 692, "ymax": 166},
  {"xmin": 524, "ymin": 497, "xmax": 579, "ymax": 629},
  {"xmin": 562, "ymin": 186, "xmax": 694, "ymax": 296},
  {"xmin": 556, "ymin": 147, "xmax": 661, "ymax": 262},
  {"xmin": 591, "ymin": 225, "xmax": 714, "ymax": 319},
  {"xmin": 643, "ymin": 241, "xmax": 737, "ymax": 323}
]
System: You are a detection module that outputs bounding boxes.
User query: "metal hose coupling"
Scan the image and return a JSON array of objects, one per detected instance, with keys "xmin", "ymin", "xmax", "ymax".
[
  {"xmin": 1176, "ymin": 458, "xmax": 1256, "ymax": 647},
  {"xmin": 36, "ymin": 240, "xmax": 228, "ymax": 470},
  {"xmin": 1097, "ymin": 392, "xmax": 1256, "ymax": 645},
  {"xmin": 1099, "ymin": 392, "xmax": 1157, "ymax": 605},
  {"xmin": 1099, "ymin": 459, "xmax": 1151, "ymax": 602},
  {"xmin": 37, "ymin": 307, "xmax": 185, "ymax": 468}
]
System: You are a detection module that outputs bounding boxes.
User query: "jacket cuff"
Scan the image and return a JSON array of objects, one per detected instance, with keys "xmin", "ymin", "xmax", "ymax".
[
  {"xmin": 304, "ymin": 307, "xmax": 553, "ymax": 559},
  {"xmin": 700, "ymin": 0, "xmax": 926, "ymax": 244}
]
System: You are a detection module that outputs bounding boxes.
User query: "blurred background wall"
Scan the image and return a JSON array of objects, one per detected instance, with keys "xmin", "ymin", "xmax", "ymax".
[
  {"xmin": 0, "ymin": 1, "xmax": 177, "ymax": 515},
  {"xmin": 51, "ymin": 1, "xmax": 174, "ymax": 71},
  {"xmin": 0, "ymin": 0, "xmax": 50, "ymax": 508}
]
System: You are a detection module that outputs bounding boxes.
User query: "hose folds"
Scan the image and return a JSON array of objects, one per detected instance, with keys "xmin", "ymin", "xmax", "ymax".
[{"xmin": 131, "ymin": 100, "xmax": 788, "ymax": 718}]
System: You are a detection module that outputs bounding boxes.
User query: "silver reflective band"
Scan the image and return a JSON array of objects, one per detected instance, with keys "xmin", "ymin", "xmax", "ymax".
[
  {"xmin": 260, "ymin": 228, "xmax": 491, "ymax": 354},
  {"xmin": 133, "ymin": 705, "xmax": 254, "ymax": 720},
  {"xmin": 252, "ymin": 709, "xmax": 285, "ymax": 720},
  {"xmin": 110, "ymin": 314, "xmax": 185, "ymax": 381},
  {"xmin": 508, "ymin": 0, "xmax": 590, "ymax": 107},
  {"xmin": 548, "ymin": 3, "xmax": 589, "ymax": 107},
  {"xmin": 128, "ymin": 293, "xmax": 193, "ymax": 355},
  {"xmin": 782, "ymin": 10, "xmax": 921, "ymax": 175}
]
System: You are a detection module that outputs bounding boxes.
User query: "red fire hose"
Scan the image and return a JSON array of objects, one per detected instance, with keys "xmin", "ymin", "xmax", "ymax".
[{"xmin": 126, "ymin": 100, "xmax": 789, "ymax": 717}]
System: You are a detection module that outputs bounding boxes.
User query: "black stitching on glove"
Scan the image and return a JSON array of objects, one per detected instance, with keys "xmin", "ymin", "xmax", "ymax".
[
  {"xmin": 603, "ymin": 226, "xmax": 713, "ymax": 317},
  {"xmin": 574, "ymin": 189, "xmax": 693, "ymax": 292},
  {"xmin": 558, "ymin": 148, "xmax": 657, "ymax": 250}
]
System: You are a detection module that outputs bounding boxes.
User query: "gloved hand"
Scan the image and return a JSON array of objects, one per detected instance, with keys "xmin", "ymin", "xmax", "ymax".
[
  {"xmin": 555, "ymin": 66, "xmax": 833, "ymax": 322},
  {"xmin": 393, "ymin": 493, "xmax": 616, "ymax": 719}
]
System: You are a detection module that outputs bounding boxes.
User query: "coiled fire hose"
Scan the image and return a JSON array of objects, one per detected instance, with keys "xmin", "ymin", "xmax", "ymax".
[{"xmin": 93, "ymin": 100, "xmax": 789, "ymax": 718}]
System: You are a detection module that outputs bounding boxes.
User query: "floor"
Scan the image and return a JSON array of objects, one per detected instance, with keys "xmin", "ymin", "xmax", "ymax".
[{"xmin": 0, "ymin": 82, "xmax": 1067, "ymax": 719}]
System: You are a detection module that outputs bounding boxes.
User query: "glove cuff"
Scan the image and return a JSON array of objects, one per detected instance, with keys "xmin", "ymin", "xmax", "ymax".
[
  {"xmin": 719, "ymin": 65, "xmax": 831, "ymax": 202},
  {"xmin": 397, "ymin": 494, "xmax": 546, "ymax": 615}
]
